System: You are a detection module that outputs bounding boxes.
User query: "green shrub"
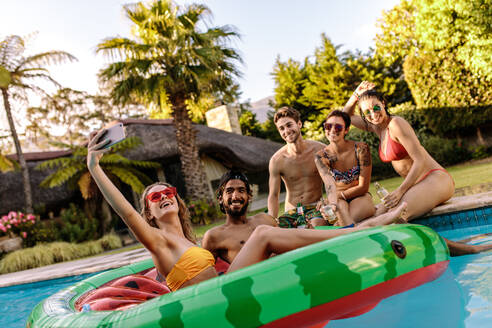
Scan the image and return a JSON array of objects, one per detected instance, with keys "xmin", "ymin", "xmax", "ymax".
[
  {"xmin": 420, "ymin": 135, "xmax": 471, "ymax": 166},
  {"xmin": 470, "ymin": 145, "xmax": 491, "ymax": 160},
  {"xmin": 188, "ymin": 199, "xmax": 220, "ymax": 225},
  {"xmin": 25, "ymin": 221, "xmax": 60, "ymax": 247},
  {"xmin": 23, "ymin": 203, "xmax": 100, "ymax": 247},
  {"xmin": 57, "ymin": 203, "xmax": 100, "ymax": 243},
  {"xmin": 0, "ymin": 234, "xmax": 122, "ymax": 274}
]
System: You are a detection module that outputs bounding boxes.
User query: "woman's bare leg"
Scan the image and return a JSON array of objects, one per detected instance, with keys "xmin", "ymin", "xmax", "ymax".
[
  {"xmin": 228, "ymin": 225, "xmax": 360, "ymax": 272},
  {"xmin": 349, "ymin": 193, "xmax": 376, "ymax": 223},
  {"xmin": 360, "ymin": 170, "xmax": 453, "ymax": 226},
  {"xmin": 229, "ymin": 204, "xmax": 409, "ymax": 272},
  {"xmin": 358, "ymin": 202, "xmax": 408, "ymax": 227},
  {"xmin": 445, "ymin": 238, "xmax": 492, "ymax": 256},
  {"xmin": 400, "ymin": 170, "xmax": 454, "ymax": 220},
  {"xmin": 336, "ymin": 199, "xmax": 354, "ymax": 226}
]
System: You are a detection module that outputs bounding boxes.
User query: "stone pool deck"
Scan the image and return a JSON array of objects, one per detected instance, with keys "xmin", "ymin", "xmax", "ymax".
[
  {"xmin": 0, "ymin": 246, "xmax": 151, "ymax": 288},
  {"xmin": 0, "ymin": 191, "xmax": 491, "ymax": 288}
]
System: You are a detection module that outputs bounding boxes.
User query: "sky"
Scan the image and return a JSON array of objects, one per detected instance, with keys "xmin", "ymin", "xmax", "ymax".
[{"xmin": 0, "ymin": 0, "xmax": 400, "ymax": 134}]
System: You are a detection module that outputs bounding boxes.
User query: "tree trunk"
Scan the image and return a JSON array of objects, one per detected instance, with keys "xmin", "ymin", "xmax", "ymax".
[
  {"xmin": 1, "ymin": 88, "xmax": 33, "ymax": 213},
  {"xmin": 171, "ymin": 98, "xmax": 213, "ymax": 202},
  {"xmin": 476, "ymin": 127, "xmax": 485, "ymax": 146}
]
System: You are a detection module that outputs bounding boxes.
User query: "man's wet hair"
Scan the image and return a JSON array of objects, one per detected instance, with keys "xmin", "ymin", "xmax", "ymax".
[
  {"xmin": 216, "ymin": 170, "xmax": 252, "ymax": 213},
  {"xmin": 273, "ymin": 106, "xmax": 301, "ymax": 123}
]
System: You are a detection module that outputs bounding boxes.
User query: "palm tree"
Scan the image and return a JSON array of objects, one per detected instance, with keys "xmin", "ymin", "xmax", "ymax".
[
  {"xmin": 0, "ymin": 35, "xmax": 76, "ymax": 212},
  {"xmin": 97, "ymin": 0, "xmax": 242, "ymax": 201},
  {"xmin": 36, "ymin": 137, "xmax": 161, "ymax": 231},
  {"xmin": 0, "ymin": 152, "xmax": 16, "ymax": 172}
]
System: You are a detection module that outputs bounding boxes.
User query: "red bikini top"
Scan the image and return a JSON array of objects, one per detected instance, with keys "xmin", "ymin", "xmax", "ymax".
[{"xmin": 379, "ymin": 129, "xmax": 408, "ymax": 162}]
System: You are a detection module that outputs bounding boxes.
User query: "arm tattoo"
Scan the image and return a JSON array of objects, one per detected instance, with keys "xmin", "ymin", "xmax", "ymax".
[
  {"xmin": 357, "ymin": 143, "xmax": 371, "ymax": 167},
  {"xmin": 321, "ymin": 149, "xmax": 337, "ymax": 167},
  {"xmin": 315, "ymin": 154, "xmax": 332, "ymax": 178}
]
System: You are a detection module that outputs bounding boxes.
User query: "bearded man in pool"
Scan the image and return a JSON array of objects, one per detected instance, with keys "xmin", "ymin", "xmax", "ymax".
[{"xmin": 202, "ymin": 170, "xmax": 277, "ymax": 264}]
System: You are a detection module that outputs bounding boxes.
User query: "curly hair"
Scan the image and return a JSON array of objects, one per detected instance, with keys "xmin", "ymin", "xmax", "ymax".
[{"xmin": 140, "ymin": 182, "xmax": 196, "ymax": 243}]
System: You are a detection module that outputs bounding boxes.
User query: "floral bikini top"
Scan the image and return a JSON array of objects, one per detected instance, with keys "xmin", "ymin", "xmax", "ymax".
[{"xmin": 330, "ymin": 144, "xmax": 361, "ymax": 184}]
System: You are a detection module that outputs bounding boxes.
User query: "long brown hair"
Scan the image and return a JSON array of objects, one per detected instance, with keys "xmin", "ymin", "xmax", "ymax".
[{"xmin": 140, "ymin": 182, "xmax": 196, "ymax": 243}]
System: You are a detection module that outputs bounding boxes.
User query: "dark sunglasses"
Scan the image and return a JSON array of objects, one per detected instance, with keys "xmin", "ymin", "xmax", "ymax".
[
  {"xmin": 146, "ymin": 187, "xmax": 177, "ymax": 204},
  {"xmin": 323, "ymin": 122, "xmax": 344, "ymax": 132},
  {"xmin": 363, "ymin": 105, "xmax": 382, "ymax": 116}
]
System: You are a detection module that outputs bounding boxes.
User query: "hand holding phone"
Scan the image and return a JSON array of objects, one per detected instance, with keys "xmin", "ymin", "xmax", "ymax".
[{"xmin": 97, "ymin": 122, "xmax": 126, "ymax": 149}]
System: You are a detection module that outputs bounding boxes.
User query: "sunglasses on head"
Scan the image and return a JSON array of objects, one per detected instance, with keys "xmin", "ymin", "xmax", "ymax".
[
  {"xmin": 323, "ymin": 122, "xmax": 344, "ymax": 132},
  {"xmin": 146, "ymin": 187, "xmax": 177, "ymax": 204},
  {"xmin": 363, "ymin": 105, "xmax": 382, "ymax": 116}
]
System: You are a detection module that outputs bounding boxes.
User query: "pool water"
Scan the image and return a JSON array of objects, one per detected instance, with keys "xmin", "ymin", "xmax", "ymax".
[
  {"xmin": 0, "ymin": 225, "xmax": 491, "ymax": 328},
  {"xmin": 0, "ymin": 272, "xmax": 99, "ymax": 328}
]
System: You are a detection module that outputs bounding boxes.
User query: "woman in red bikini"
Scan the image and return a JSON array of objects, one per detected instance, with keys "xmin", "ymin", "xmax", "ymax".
[
  {"xmin": 343, "ymin": 81, "xmax": 454, "ymax": 221},
  {"xmin": 343, "ymin": 81, "xmax": 492, "ymax": 255}
]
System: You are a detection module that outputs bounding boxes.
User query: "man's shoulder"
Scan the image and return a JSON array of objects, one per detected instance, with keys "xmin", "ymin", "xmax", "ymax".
[
  {"xmin": 306, "ymin": 139, "xmax": 327, "ymax": 152},
  {"xmin": 271, "ymin": 145, "xmax": 288, "ymax": 161},
  {"xmin": 203, "ymin": 224, "xmax": 226, "ymax": 240}
]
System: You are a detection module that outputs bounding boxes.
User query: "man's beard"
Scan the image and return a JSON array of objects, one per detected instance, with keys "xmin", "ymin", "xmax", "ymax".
[{"xmin": 225, "ymin": 200, "xmax": 249, "ymax": 216}]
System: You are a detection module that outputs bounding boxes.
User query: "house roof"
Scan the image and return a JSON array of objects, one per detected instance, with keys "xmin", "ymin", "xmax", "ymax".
[{"xmin": 7, "ymin": 119, "xmax": 281, "ymax": 172}]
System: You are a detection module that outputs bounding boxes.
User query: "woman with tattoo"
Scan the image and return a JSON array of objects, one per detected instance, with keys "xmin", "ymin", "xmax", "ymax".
[
  {"xmin": 342, "ymin": 81, "xmax": 492, "ymax": 255},
  {"xmin": 314, "ymin": 110, "xmax": 376, "ymax": 225}
]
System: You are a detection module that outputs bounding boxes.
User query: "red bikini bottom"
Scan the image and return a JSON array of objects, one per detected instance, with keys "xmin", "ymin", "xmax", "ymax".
[{"xmin": 416, "ymin": 168, "xmax": 455, "ymax": 186}]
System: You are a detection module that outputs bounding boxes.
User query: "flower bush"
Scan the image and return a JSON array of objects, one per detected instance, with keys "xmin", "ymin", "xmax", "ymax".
[
  {"xmin": 188, "ymin": 199, "xmax": 220, "ymax": 225},
  {"xmin": 0, "ymin": 211, "xmax": 37, "ymax": 239}
]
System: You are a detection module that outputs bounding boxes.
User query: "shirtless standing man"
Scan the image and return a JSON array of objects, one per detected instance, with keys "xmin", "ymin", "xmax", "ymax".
[
  {"xmin": 202, "ymin": 170, "xmax": 277, "ymax": 264},
  {"xmin": 268, "ymin": 107, "xmax": 338, "ymax": 228}
]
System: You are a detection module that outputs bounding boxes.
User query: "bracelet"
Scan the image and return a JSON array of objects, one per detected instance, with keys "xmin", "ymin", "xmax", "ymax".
[
  {"xmin": 353, "ymin": 92, "xmax": 360, "ymax": 101},
  {"xmin": 341, "ymin": 191, "xmax": 347, "ymax": 200}
]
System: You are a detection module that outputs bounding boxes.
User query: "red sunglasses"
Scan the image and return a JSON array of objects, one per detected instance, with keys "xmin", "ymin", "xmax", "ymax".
[
  {"xmin": 146, "ymin": 187, "xmax": 177, "ymax": 204},
  {"xmin": 323, "ymin": 123, "xmax": 344, "ymax": 132}
]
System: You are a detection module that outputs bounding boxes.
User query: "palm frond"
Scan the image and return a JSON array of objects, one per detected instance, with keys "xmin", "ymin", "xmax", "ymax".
[
  {"xmin": 39, "ymin": 163, "xmax": 85, "ymax": 188},
  {"xmin": 106, "ymin": 166, "xmax": 146, "ymax": 194},
  {"xmin": 0, "ymin": 154, "xmax": 15, "ymax": 172},
  {"xmin": 35, "ymin": 157, "xmax": 77, "ymax": 170},
  {"xmin": 20, "ymin": 51, "xmax": 77, "ymax": 69}
]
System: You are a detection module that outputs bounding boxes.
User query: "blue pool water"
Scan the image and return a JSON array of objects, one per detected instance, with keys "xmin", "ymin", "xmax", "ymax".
[
  {"xmin": 0, "ymin": 272, "xmax": 99, "ymax": 328},
  {"xmin": 0, "ymin": 224, "xmax": 491, "ymax": 327}
]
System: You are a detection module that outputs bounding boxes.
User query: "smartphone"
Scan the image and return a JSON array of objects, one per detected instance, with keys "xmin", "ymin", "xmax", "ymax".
[{"xmin": 98, "ymin": 122, "xmax": 126, "ymax": 149}]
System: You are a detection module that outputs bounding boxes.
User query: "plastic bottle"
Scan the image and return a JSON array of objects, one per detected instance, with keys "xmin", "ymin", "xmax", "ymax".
[{"xmin": 375, "ymin": 182, "xmax": 389, "ymax": 204}]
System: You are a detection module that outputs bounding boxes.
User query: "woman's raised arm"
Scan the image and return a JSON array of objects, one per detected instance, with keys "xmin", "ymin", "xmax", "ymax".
[
  {"xmin": 87, "ymin": 129, "xmax": 163, "ymax": 251},
  {"xmin": 343, "ymin": 81, "xmax": 376, "ymax": 131}
]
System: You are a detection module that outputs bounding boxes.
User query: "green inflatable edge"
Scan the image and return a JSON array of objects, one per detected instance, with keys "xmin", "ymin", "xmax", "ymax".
[{"xmin": 27, "ymin": 224, "xmax": 449, "ymax": 328}]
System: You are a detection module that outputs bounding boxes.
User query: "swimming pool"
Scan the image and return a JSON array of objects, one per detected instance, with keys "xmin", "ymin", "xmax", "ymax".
[
  {"xmin": 1, "ymin": 222, "xmax": 491, "ymax": 327},
  {"xmin": 0, "ymin": 272, "xmax": 99, "ymax": 328}
]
